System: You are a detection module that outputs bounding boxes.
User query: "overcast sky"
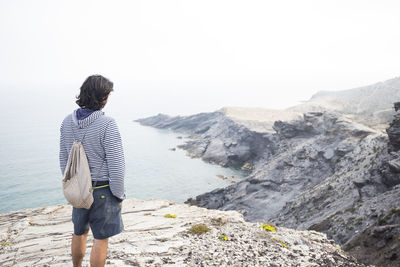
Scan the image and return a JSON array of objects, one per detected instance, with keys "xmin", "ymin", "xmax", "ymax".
[{"xmin": 1, "ymin": 0, "xmax": 400, "ymax": 116}]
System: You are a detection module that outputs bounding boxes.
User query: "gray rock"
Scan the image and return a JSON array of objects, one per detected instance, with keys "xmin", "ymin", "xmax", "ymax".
[
  {"xmin": 335, "ymin": 141, "xmax": 355, "ymax": 156},
  {"xmin": 136, "ymin": 111, "xmax": 275, "ymax": 169},
  {"xmin": 323, "ymin": 148, "xmax": 335, "ymax": 160},
  {"xmin": 289, "ymin": 76, "xmax": 400, "ymax": 129},
  {"xmin": 387, "ymin": 113, "xmax": 400, "ymax": 151},
  {"xmin": 137, "ymin": 101, "xmax": 400, "ymax": 267},
  {"xmin": 0, "ymin": 199, "xmax": 366, "ymax": 267},
  {"xmin": 388, "ymin": 159, "xmax": 400, "ymax": 173}
]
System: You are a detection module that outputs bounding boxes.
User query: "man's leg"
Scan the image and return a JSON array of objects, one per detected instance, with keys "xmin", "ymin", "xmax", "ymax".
[
  {"xmin": 90, "ymin": 238, "xmax": 108, "ymax": 267},
  {"xmin": 71, "ymin": 231, "xmax": 89, "ymax": 267}
]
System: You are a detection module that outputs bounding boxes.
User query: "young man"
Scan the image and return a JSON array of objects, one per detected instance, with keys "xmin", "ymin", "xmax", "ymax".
[{"xmin": 59, "ymin": 75, "xmax": 125, "ymax": 267}]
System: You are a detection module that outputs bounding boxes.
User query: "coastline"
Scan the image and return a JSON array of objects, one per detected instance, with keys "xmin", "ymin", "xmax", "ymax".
[
  {"xmin": 0, "ymin": 122, "xmax": 246, "ymax": 214},
  {"xmin": 136, "ymin": 102, "xmax": 400, "ymax": 267}
]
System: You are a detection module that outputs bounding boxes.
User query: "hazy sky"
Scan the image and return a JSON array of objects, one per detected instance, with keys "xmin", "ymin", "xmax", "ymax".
[{"xmin": 1, "ymin": 0, "xmax": 400, "ymax": 116}]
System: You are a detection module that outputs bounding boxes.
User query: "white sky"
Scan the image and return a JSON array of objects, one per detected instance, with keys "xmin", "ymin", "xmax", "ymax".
[{"xmin": 1, "ymin": 0, "xmax": 400, "ymax": 116}]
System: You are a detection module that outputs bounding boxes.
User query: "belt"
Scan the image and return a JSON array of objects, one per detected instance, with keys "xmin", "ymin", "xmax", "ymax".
[{"xmin": 92, "ymin": 180, "xmax": 109, "ymax": 189}]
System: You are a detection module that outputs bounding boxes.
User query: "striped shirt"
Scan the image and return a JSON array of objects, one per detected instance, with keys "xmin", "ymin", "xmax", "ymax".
[{"xmin": 59, "ymin": 109, "xmax": 126, "ymax": 200}]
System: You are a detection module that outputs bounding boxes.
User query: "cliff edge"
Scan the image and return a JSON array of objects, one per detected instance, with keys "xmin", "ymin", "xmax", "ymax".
[
  {"xmin": 136, "ymin": 104, "xmax": 400, "ymax": 266},
  {"xmin": 0, "ymin": 199, "xmax": 364, "ymax": 266}
]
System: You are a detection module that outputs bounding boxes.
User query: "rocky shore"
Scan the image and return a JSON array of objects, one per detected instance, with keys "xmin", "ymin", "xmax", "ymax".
[
  {"xmin": 0, "ymin": 199, "xmax": 365, "ymax": 266},
  {"xmin": 136, "ymin": 112, "xmax": 272, "ymax": 169},
  {"xmin": 136, "ymin": 97, "xmax": 400, "ymax": 266}
]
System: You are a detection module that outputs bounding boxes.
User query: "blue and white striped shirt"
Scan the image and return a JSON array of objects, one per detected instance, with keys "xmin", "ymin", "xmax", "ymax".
[{"xmin": 59, "ymin": 109, "xmax": 126, "ymax": 200}]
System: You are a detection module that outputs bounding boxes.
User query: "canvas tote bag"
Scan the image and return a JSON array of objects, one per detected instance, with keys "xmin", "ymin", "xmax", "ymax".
[
  {"xmin": 62, "ymin": 119, "xmax": 100, "ymax": 209},
  {"xmin": 62, "ymin": 140, "xmax": 94, "ymax": 209}
]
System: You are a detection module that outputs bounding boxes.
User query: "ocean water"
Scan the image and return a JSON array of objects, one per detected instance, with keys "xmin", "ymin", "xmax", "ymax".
[{"xmin": 0, "ymin": 96, "xmax": 247, "ymax": 213}]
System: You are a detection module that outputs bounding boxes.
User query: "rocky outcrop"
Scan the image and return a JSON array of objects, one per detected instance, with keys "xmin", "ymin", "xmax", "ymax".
[
  {"xmin": 342, "ymin": 186, "xmax": 400, "ymax": 267},
  {"xmin": 346, "ymin": 224, "xmax": 400, "ymax": 266},
  {"xmin": 272, "ymin": 133, "xmax": 389, "ymax": 240},
  {"xmin": 136, "ymin": 112, "xmax": 275, "ymax": 169},
  {"xmin": 221, "ymin": 77, "xmax": 400, "ymax": 133},
  {"xmin": 381, "ymin": 102, "xmax": 400, "ymax": 187},
  {"xmin": 0, "ymin": 199, "xmax": 365, "ymax": 266},
  {"xmin": 387, "ymin": 102, "xmax": 400, "ymax": 152},
  {"xmin": 289, "ymin": 76, "xmax": 400, "ymax": 129},
  {"xmin": 138, "ymin": 103, "xmax": 400, "ymax": 266},
  {"xmin": 185, "ymin": 112, "xmax": 377, "ymax": 221}
]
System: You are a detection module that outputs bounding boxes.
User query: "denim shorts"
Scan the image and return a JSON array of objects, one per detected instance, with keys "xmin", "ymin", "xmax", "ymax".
[{"xmin": 72, "ymin": 186, "xmax": 123, "ymax": 239}]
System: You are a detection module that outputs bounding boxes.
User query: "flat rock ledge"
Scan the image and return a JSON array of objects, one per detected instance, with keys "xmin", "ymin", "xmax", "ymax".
[{"xmin": 0, "ymin": 199, "xmax": 366, "ymax": 267}]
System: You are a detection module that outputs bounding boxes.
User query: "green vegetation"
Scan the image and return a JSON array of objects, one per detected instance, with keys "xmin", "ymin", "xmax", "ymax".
[
  {"xmin": 218, "ymin": 235, "xmax": 228, "ymax": 241},
  {"xmin": 355, "ymin": 218, "xmax": 363, "ymax": 225},
  {"xmin": 164, "ymin": 213, "xmax": 177, "ymax": 218},
  {"xmin": 390, "ymin": 208, "xmax": 400, "ymax": 216},
  {"xmin": 241, "ymin": 162, "xmax": 253, "ymax": 171},
  {"xmin": 188, "ymin": 224, "xmax": 211, "ymax": 235},
  {"xmin": 345, "ymin": 206, "xmax": 356, "ymax": 213},
  {"xmin": 378, "ymin": 208, "xmax": 400, "ymax": 225},
  {"xmin": 272, "ymin": 236, "xmax": 287, "ymax": 247},
  {"xmin": 378, "ymin": 216, "xmax": 387, "ymax": 225},
  {"xmin": 348, "ymin": 216, "xmax": 356, "ymax": 222},
  {"xmin": 260, "ymin": 224, "xmax": 276, "ymax": 232}
]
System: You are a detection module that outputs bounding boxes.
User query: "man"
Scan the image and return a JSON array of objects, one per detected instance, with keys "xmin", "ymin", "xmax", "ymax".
[{"xmin": 59, "ymin": 75, "xmax": 125, "ymax": 267}]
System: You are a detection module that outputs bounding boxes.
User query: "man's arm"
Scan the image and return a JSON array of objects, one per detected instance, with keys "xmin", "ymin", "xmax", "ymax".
[
  {"xmin": 59, "ymin": 122, "xmax": 68, "ymax": 175},
  {"xmin": 103, "ymin": 119, "xmax": 126, "ymax": 201}
]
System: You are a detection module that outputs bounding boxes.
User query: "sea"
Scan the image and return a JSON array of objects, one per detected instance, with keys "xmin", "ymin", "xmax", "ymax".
[{"xmin": 0, "ymin": 88, "xmax": 247, "ymax": 213}]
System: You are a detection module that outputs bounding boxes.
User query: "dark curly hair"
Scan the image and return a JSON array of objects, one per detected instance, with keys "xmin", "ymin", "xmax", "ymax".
[{"xmin": 76, "ymin": 75, "xmax": 114, "ymax": 110}]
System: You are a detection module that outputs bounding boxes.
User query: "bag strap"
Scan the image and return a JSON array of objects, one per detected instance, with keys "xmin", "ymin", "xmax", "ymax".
[
  {"xmin": 70, "ymin": 119, "xmax": 91, "ymax": 143},
  {"xmin": 70, "ymin": 119, "xmax": 106, "ymax": 188}
]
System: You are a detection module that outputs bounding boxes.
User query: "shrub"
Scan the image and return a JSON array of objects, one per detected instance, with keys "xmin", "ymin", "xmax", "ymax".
[
  {"xmin": 391, "ymin": 208, "xmax": 400, "ymax": 216},
  {"xmin": 260, "ymin": 224, "xmax": 276, "ymax": 232},
  {"xmin": 272, "ymin": 236, "xmax": 287, "ymax": 247},
  {"xmin": 378, "ymin": 216, "xmax": 387, "ymax": 225},
  {"xmin": 218, "ymin": 235, "xmax": 228, "ymax": 241},
  {"xmin": 188, "ymin": 224, "xmax": 211, "ymax": 235}
]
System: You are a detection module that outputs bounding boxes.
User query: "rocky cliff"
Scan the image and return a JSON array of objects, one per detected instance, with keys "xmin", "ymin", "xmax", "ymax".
[
  {"xmin": 136, "ymin": 102, "xmax": 400, "ymax": 266},
  {"xmin": 219, "ymin": 77, "xmax": 400, "ymax": 133},
  {"xmin": 0, "ymin": 199, "xmax": 365, "ymax": 266},
  {"xmin": 289, "ymin": 76, "xmax": 400, "ymax": 129},
  {"xmin": 137, "ymin": 112, "xmax": 274, "ymax": 169}
]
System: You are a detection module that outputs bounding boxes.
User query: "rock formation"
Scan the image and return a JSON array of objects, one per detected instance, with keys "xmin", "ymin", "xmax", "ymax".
[
  {"xmin": 136, "ymin": 112, "xmax": 274, "ymax": 169},
  {"xmin": 137, "ymin": 101, "xmax": 400, "ymax": 266},
  {"xmin": 387, "ymin": 102, "xmax": 400, "ymax": 152},
  {"xmin": 289, "ymin": 76, "xmax": 400, "ymax": 129},
  {"xmin": 0, "ymin": 199, "xmax": 364, "ymax": 266},
  {"xmin": 220, "ymin": 77, "xmax": 400, "ymax": 133}
]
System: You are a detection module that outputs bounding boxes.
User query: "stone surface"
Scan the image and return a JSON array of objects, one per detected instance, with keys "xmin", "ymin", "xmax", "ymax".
[
  {"xmin": 0, "ymin": 199, "xmax": 365, "ymax": 266},
  {"xmin": 221, "ymin": 77, "xmax": 400, "ymax": 132},
  {"xmin": 386, "ymin": 107, "xmax": 400, "ymax": 152},
  {"xmin": 179, "ymin": 111, "xmax": 378, "ymax": 223},
  {"xmin": 288, "ymin": 77, "xmax": 400, "ymax": 130},
  {"xmin": 136, "ymin": 112, "xmax": 275, "ymax": 169},
  {"xmin": 137, "ymin": 100, "xmax": 400, "ymax": 266}
]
